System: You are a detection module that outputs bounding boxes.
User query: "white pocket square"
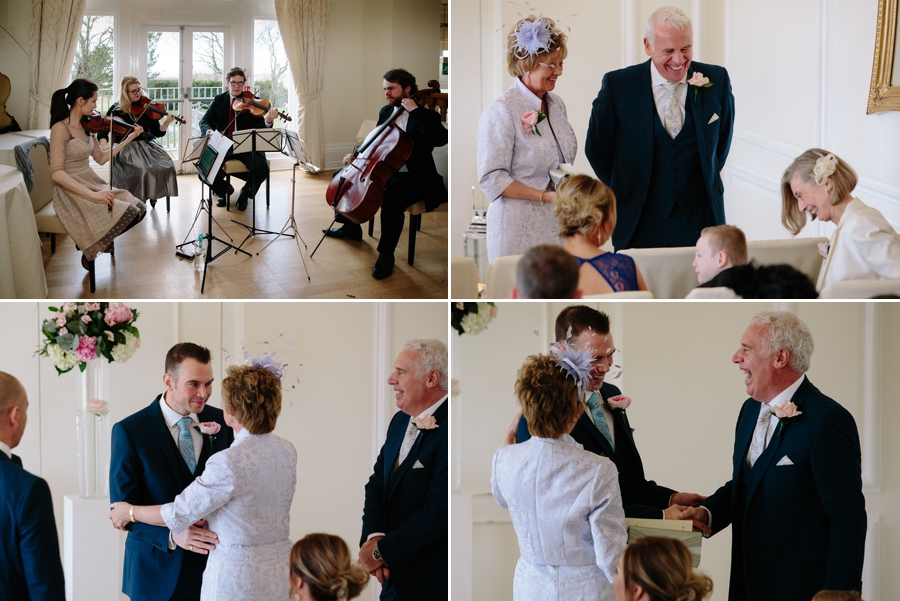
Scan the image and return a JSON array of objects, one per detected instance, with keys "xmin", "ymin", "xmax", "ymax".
[
  {"xmin": 708, "ymin": 113, "xmax": 719, "ymax": 125},
  {"xmin": 412, "ymin": 460, "xmax": 425, "ymax": 469},
  {"xmin": 776, "ymin": 455, "xmax": 794, "ymax": 466}
]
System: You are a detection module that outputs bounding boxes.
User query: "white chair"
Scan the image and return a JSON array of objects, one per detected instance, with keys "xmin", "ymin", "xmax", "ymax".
[
  {"xmin": 747, "ymin": 237, "xmax": 828, "ymax": 285},
  {"xmin": 582, "ymin": 290, "xmax": 655, "ymax": 299},
  {"xmin": 223, "ymin": 158, "xmax": 271, "ymax": 210},
  {"xmin": 484, "ymin": 255, "xmax": 522, "ymax": 299},
  {"xmin": 685, "ymin": 286, "xmax": 741, "ymax": 299},
  {"xmin": 819, "ymin": 279, "xmax": 900, "ymax": 299},
  {"xmin": 451, "ymin": 257, "xmax": 478, "ymax": 299},
  {"xmin": 619, "ymin": 246, "xmax": 696, "ymax": 300}
]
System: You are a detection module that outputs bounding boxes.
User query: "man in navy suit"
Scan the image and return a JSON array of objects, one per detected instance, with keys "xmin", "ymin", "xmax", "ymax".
[
  {"xmin": 585, "ymin": 6, "xmax": 735, "ymax": 250},
  {"xmin": 682, "ymin": 311, "xmax": 867, "ymax": 601},
  {"xmin": 0, "ymin": 372, "xmax": 65, "ymax": 601},
  {"xmin": 360, "ymin": 338, "xmax": 448, "ymax": 600},
  {"xmin": 323, "ymin": 68, "xmax": 448, "ymax": 279},
  {"xmin": 110, "ymin": 343, "xmax": 234, "ymax": 601},
  {"xmin": 514, "ymin": 305, "xmax": 705, "ymax": 519}
]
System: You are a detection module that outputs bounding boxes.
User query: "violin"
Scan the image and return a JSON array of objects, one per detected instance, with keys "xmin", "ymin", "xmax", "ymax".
[
  {"xmin": 131, "ymin": 95, "xmax": 186, "ymax": 125},
  {"xmin": 231, "ymin": 89, "xmax": 292, "ymax": 122},
  {"xmin": 81, "ymin": 112, "xmax": 136, "ymax": 137},
  {"xmin": 324, "ymin": 80, "xmax": 442, "ymax": 224}
]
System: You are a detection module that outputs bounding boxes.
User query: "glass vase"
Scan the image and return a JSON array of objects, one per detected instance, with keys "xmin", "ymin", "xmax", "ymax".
[{"xmin": 76, "ymin": 359, "xmax": 110, "ymax": 499}]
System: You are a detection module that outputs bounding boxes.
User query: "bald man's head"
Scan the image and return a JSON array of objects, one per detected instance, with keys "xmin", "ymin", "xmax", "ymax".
[{"xmin": 0, "ymin": 371, "xmax": 28, "ymax": 449}]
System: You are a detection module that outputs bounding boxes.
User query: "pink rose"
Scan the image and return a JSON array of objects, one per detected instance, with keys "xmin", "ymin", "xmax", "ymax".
[
  {"xmin": 607, "ymin": 395, "xmax": 632, "ymax": 411},
  {"xmin": 104, "ymin": 303, "xmax": 133, "ymax": 326},
  {"xmin": 56, "ymin": 316, "xmax": 66, "ymax": 327},
  {"xmin": 81, "ymin": 314, "xmax": 92, "ymax": 324},
  {"xmin": 688, "ymin": 72, "xmax": 710, "ymax": 87},
  {"xmin": 772, "ymin": 402, "xmax": 802, "ymax": 420},
  {"xmin": 197, "ymin": 422, "xmax": 221, "ymax": 436},
  {"xmin": 413, "ymin": 415, "xmax": 439, "ymax": 430},
  {"xmin": 85, "ymin": 302, "xmax": 101, "ymax": 311},
  {"xmin": 74, "ymin": 336, "xmax": 98, "ymax": 362},
  {"xmin": 86, "ymin": 400, "xmax": 109, "ymax": 415},
  {"xmin": 59, "ymin": 327, "xmax": 68, "ymax": 335},
  {"xmin": 520, "ymin": 110, "xmax": 545, "ymax": 135}
]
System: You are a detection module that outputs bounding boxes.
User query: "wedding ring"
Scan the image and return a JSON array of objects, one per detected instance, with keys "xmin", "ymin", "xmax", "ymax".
[{"xmin": 190, "ymin": 545, "xmax": 194, "ymax": 552}]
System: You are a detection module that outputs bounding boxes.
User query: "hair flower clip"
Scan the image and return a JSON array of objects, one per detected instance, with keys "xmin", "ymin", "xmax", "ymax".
[
  {"xmin": 548, "ymin": 339, "xmax": 594, "ymax": 391},
  {"xmin": 503, "ymin": 1, "xmax": 574, "ymax": 60},
  {"xmin": 223, "ymin": 334, "xmax": 301, "ymax": 390},
  {"xmin": 812, "ymin": 154, "xmax": 838, "ymax": 185}
]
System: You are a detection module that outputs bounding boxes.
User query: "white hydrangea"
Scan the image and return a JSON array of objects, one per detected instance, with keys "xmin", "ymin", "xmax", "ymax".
[
  {"xmin": 110, "ymin": 331, "xmax": 139, "ymax": 363},
  {"xmin": 460, "ymin": 303, "xmax": 493, "ymax": 335},
  {"xmin": 47, "ymin": 344, "xmax": 79, "ymax": 371}
]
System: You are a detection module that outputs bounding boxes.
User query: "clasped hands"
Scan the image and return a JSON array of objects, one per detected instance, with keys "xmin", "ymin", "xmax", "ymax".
[
  {"xmin": 664, "ymin": 492, "xmax": 711, "ymax": 535},
  {"xmin": 108, "ymin": 502, "xmax": 218, "ymax": 554},
  {"xmin": 359, "ymin": 536, "xmax": 390, "ymax": 584}
]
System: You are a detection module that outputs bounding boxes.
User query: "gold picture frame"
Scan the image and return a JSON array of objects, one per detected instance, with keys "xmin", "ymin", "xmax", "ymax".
[{"xmin": 868, "ymin": 0, "xmax": 900, "ymax": 114}]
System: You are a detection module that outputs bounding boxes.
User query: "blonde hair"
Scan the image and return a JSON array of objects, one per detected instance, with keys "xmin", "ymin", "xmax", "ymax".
[
  {"xmin": 221, "ymin": 364, "xmax": 282, "ymax": 434},
  {"xmin": 623, "ymin": 537, "xmax": 713, "ymax": 601},
  {"xmin": 700, "ymin": 225, "xmax": 747, "ymax": 266},
  {"xmin": 516, "ymin": 353, "xmax": 581, "ymax": 438},
  {"xmin": 781, "ymin": 148, "xmax": 858, "ymax": 236},
  {"xmin": 554, "ymin": 174, "xmax": 617, "ymax": 244},
  {"xmin": 506, "ymin": 16, "xmax": 568, "ymax": 77},
  {"xmin": 118, "ymin": 76, "xmax": 142, "ymax": 113},
  {"xmin": 289, "ymin": 533, "xmax": 369, "ymax": 601}
]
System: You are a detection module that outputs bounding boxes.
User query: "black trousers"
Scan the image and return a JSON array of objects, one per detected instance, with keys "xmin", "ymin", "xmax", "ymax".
[{"xmin": 210, "ymin": 150, "xmax": 268, "ymax": 200}]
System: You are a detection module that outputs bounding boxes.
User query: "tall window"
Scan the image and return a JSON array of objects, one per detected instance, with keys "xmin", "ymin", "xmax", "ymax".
[
  {"xmin": 71, "ymin": 14, "xmax": 115, "ymax": 112},
  {"xmin": 253, "ymin": 19, "xmax": 293, "ymax": 127}
]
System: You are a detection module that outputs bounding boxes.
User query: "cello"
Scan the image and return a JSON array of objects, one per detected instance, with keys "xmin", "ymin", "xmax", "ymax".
[{"xmin": 324, "ymin": 80, "xmax": 442, "ymax": 225}]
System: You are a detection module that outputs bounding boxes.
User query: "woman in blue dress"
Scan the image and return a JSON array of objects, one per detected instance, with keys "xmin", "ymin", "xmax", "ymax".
[{"xmin": 555, "ymin": 174, "xmax": 648, "ymax": 295}]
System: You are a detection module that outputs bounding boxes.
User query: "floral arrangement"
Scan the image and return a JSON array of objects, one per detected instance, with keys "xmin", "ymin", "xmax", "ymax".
[
  {"xmin": 521, "ymin": 110, "xmax": 546, "ymax": 136},
  {"xmin": 452, "ymin": 302, "xmax": 497, "ymax": 336},
  {"xmin": 687, "ymin": 71, "xmax": 713, "ymax": 102},
  {"xmin": 772, "ymin": 401, "xmax": 802, "ymax": 436},
  {"xmin": 37, "ymin": 302, "xmax": 141, "ymax": 375},
  {"xmin": 194, "ymin": 422, "xmax": 221, "ymax": 447}
]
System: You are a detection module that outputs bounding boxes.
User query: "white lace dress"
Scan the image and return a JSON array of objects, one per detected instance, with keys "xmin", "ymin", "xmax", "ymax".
[
  {"xmin": 477, "ymin": 78, "xmax": 578, "ymax": 263},
  {"xmin": 492, "ymin": 434, "xmax": 627, "ymax": 601},
  {"xmin": 160, "ymin": 429, "xmax": 297, "ymax": 601}
]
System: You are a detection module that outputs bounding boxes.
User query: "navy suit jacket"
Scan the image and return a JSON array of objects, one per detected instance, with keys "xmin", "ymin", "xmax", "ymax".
[
  {"xmin": 110, "ymin": 397, "xmax": 234, "ymax": 601},
  {"xmin": 0, "ymin": 452, "xmax": 65, "ymax": 601},
  {"xmin": 585, "ymin": 59, "xmax": 735, "ymax": 250},
  {"xmin": 377, "ymin": 104, "xmax": 448, "ymax": 212},
  {"xmin": 361, "ymin": 400, "xmax": 448, "ymax": 601},
  {"xmin": 703, "ymin": 377, "xmax": 867, "ymax": 601},
  {"xmin": 518, "ymin": 382, "xmax": 675, "ymax": 519}
]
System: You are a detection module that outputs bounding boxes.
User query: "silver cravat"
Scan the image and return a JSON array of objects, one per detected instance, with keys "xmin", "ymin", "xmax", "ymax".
[
  {"xmin": 747, "ymin": 405, "xmax": 771, "ymax": 468},
  {"xmin": 664, "ymin": 82, "xmax": 684, "ymax": 138}
]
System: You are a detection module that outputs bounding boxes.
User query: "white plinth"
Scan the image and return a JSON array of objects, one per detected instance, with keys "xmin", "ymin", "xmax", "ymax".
[{"xmin": 64, "ymin": 495, "xmax": 124, "ymax": 601}]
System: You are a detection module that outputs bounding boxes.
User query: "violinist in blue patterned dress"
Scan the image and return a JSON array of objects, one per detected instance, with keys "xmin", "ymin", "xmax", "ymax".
[
  {"xmin": 555, "ymin": 175, "xmax": 648, "ymax": 295},
  {"xmin": 477, "ymin": 14, "xmax": 577, "ymax": 264},
  {"xmin": 492, "ymin": 347, "xmax": 627, "ymax": 601},
  {"xmin": 111, "ymin": 364, "xmax": 297, "ymax": 601}
]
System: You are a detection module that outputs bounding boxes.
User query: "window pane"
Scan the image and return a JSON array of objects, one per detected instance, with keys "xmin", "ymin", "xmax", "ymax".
[
  {"xmin": 71, "ymin": 15, "xmax": 115, "ymax": 113},
  {"xmin": 147, "ymin": 31, "xmax": 181, "ymax": 159},
  {"xmin": 253, "ymin": 20, "xmax": 293, "ymax": 126},
  {"xmin": 191, "ymin": 31, "xmax": 224, "ymax": 137}
]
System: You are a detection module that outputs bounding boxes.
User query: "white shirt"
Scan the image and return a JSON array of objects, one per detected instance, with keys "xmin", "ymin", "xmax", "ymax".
[
  {"xmin": 744, "ymin": 374, "xmax": 806, "ymax": 465},
  {"xmin": 159, "ymin": 394, "xmax": 203, "ymax": 461},
  {"xmin": 0, "ymin": 440, "xmax": 11, "ymax": 459},
  {"xmin": 649, "ymin": 61, "xmax": 687, "ymax": 128}
]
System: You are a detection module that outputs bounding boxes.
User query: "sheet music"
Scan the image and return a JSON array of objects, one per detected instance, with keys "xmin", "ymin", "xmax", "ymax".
[{"xmin": 206, "ymin": 131, "xmax": 233, "ymax": 182}]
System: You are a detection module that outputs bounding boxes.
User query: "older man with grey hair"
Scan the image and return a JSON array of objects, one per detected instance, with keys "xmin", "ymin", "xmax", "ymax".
[
  {"xmin": 681, "ymin": 311, "xmax": 867, "ymax": 601},
  {"xmin": 360, "ymin": 338, "xmax": 448, "ymax": 601},
  {"xmin": 585, "ymin": 6, "xmax": 735, "ymax": 250}
]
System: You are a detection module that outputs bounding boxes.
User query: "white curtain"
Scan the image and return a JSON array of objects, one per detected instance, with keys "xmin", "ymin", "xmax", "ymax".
[
  {"xmin": 275, "ymin": 0, "xmax": 331, "ymax": 171},
  {"xmin": 28, "ymin": 0, "xmax": 87, "ymax": 129}
]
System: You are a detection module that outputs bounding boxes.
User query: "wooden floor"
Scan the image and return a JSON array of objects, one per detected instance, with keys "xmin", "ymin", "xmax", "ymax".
[{"xmin": 40, "ymin": 169, "xmax": 448, "ymax": 299}]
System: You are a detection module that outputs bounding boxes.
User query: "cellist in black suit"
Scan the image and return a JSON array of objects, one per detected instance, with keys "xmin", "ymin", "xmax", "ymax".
[{"xmin": 323, "ymin": 69, "xmax": 448, "ymax": 279}]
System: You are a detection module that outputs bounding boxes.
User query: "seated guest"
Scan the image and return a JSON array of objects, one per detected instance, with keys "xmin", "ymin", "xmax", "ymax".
[
  {"xmin": 288, "ymin": 533, "xmax": 369, "ymax": 601},
  {"xmin": 692, "ymin": 224, "xmax": 747, "ymax": 285},
  {"xmin": 613, "ymin": 536, "xmax": 713, "ymax": 601},
  {"xmin": 782, "ymin": 149, "xmax": 900, "ymax": 291},
  {"xmin": 555, "ymin": 175, "xmax": 648, "ymax": 295},
  {"xmin": 512, "ymin": 244, "xmax": 580, "ymax": 298},
  {"xmin": 493, "ymin": 351, "xmax": 627, "ymax": 601},
  {"xmin": 698, "ymin": 262, "xmax": 818, "ymax": 298},
  {"xmin": 199, "ymin": 67, "xmax": 277, "ymax": 211}
]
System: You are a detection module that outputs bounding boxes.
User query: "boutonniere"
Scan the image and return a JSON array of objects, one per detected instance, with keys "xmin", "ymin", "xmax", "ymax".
[
  {"xmin": 412, "ymin": 415, "xmax": 439, "ymax": 432},
  {"xmin": 771, "ymin": 402, "xmax": 802, "ymax": 436},
  {"xmin": 521, "ymin": 110, "xmax": 546, "ymax": 136},
  {"xmin": 606, "ymin": 395, "xmax": 631, "ymax": 413},
  {"xmin": 687, "ymin": 72, "xmax": 713, "ymax": 103},
  {"xmin": 818, "ymin": 242, "xmax": 830, "ymax": 259},
  {"xmin": 194, "ymin": 422, "xmax": 221, "ymax": 447}
]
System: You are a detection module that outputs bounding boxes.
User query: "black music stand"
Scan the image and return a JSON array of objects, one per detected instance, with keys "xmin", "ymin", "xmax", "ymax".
[
  {"xmin": 230, "ymin": 128, "xmax": 285, "ymax": 250},
  {"xmin": 177, "ymin": 136, "xmax": 233, "ymax": 257},
  {"xmin": 182, "ymin": 141, "xmax": 251, "ymax": 293}
]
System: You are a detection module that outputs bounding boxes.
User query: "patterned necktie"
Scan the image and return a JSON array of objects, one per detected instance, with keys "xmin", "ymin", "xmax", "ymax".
[
  {"xmin": 747, "ymin": 405, "xmax": 771, "ymax": 468},
  {"xmin": 394, "ymin": 420, "xmax": 420, "ymax": 473},
  {"xmin": 176, "ymin": 417, "xmax": 197, "ymax": 474},
  {"xmin": 664, "ymin": 82, "xmax": 684, "ymax": 138},
  {"xmin": 586, "ymin": 394, "xmax": 614, "ymax": 450}
]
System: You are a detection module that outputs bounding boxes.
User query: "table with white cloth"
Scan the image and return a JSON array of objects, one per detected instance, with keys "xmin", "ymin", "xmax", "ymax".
[
  {"xmin": 0, "ymin": 130, "xmax": 52, "ymax": 168},
  {"xmin": 0, "ymin": 165, "xmax": 48, "ymax": 298}
]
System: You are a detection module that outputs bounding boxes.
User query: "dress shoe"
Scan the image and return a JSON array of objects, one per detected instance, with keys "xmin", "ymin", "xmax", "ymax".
[
  {"xmin": 216, "ymin": 196, "xmax": 226, "ymax": 207},
  {"xmin": 322, "ymin": 223, "xmax": 363, "ymax": 241},
  {"xmin": 149, "ymin": 199, "xmax": 157, "ymax": 209},
  {"xmin": 235, "ymin": 190, "xmax": 249, "ymax": 211},
  {"xmin": 372, "ymin": 253, "xmax": 395, "ymax": 279}
]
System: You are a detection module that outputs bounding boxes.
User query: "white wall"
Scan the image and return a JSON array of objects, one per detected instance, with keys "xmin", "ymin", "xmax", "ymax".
[
  {"xmin": 451, "ymin": 0, "xmax": 900, "ymax": 257},
  {"xmin": 3, "ymin": 301, "xmax": 446, "ymax": 601},
  {"xmin": 451, "ymin": 301, "xmax": 899, "ymax": 601}
]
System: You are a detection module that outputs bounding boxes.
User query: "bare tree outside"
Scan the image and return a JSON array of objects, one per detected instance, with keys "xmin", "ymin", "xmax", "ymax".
[
  {"xmin": 147, "ymin": 32, "xmax": 163, "ymax": 81},
  {"xmin": 193, "ymin": 31, "xmax": 224, "ymax": 80},
  {"xmin": 70, "ymin": 15, "xmax": 114, "ymax": 104},
  {"xmin": 254, "ymin": 20, "xmax": 291, "ymax": 123}
]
